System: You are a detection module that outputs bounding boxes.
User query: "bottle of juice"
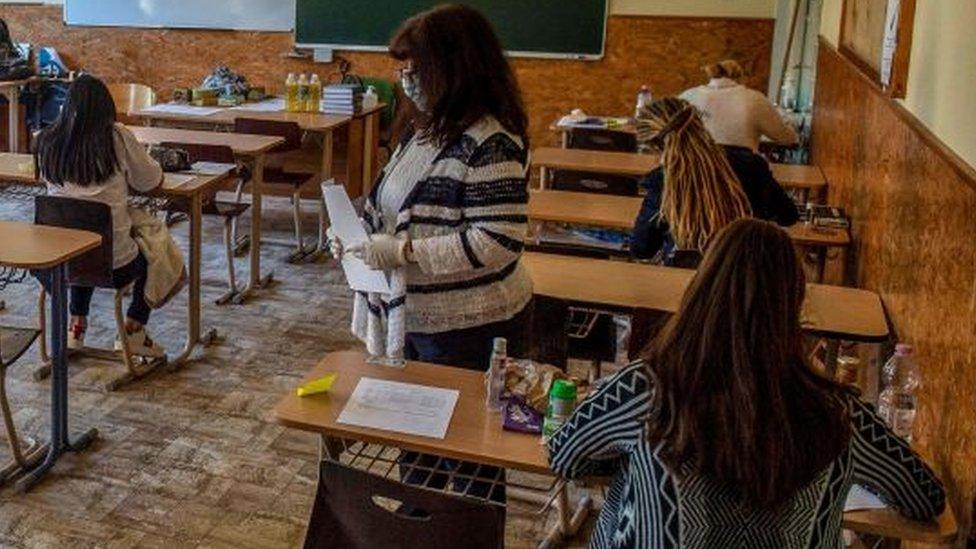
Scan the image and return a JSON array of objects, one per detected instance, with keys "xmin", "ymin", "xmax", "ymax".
[
  {"xmin": 297, "ymin": 74, "xmax": 310, "ymax": 113},
  {"xmin": 308, "ymin": 74, "xmax": 322, "ymax": 113},
  {"xmin": 284, "ymin": 73, "xmax": 298, "ymax": 112}
]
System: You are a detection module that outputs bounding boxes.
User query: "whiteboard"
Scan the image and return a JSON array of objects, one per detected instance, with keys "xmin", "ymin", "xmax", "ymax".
[{"xmin": 64, "ymin": 0, "xmax": 295, "ymax": 32}]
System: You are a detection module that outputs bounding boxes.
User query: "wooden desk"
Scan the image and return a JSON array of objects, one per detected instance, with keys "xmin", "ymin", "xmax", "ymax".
[
  {"xmin": 127, "ymin": 126, "xmax": 283, "ymax": 302},
  {"xmin": 531, "ymin": 146, "xmax": 827, "ymax": 199},
  {"xmin": 132, "ymin": 103, "xmax": 385, "ymax": 198},
  {"xmin": 843, "ymin": 507, "xmax": 958, "ymax": 546},
  {"xmin": 0, "ymin": 154, "xmax": 235, "ymax": 365},
  {"xmin": 277, "ymin": 351, "xmax": 950, "ymax": 547},
  {"xmin": 0, "ymin": 221, "xmax": 101, "ymax": 492},
  {"xmin": 527, "ymin": 189, "xmax": 851, "ymax": 252},
  {"xmin": 275, "ymin": 351, "xmax": 579, "ymax": 547},
  {"xmin": 521, "ymin": 252, "xmax": 887, "ymax": 342}
]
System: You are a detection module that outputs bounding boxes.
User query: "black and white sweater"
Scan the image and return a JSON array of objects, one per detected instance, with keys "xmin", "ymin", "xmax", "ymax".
[
  {"xmin": 352, "ymin": 116, "xmax": 533, "ymax": 357},
  {"xmin": 548, "ymin": 362, "xmax": 946, "ymax": 549}
]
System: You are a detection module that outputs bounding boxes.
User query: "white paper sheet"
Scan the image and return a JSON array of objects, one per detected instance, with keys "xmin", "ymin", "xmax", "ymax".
[
  {"xmin": 189, "ymin": 161, "xmax": 236, "ymax": 176},
  {"xmin": 162, "ymin": 173, "xmax": 196, "ymax": 189},
  {"xmin": 322, "ymin": 182, "xmax": 391, "ymax": 294},
  {"xmin": 142, "ymin": 103, "xmax": 223, "ymax": 117},
  {"xmin": 844, "ymin": 484, "xmax": 887, "ymax": 512},
  {"xmin": 337, "ymin": 378, "xmax": 460, "ymax": 439},
  {"xmin": 230, "ymin": 98, "xmax": 285, "ymax": 112}
]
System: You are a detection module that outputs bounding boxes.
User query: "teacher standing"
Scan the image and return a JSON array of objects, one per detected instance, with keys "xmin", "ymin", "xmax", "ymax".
[{"xmin": 334, "ymin": 4, "xmax": 533, "ymax": 371}]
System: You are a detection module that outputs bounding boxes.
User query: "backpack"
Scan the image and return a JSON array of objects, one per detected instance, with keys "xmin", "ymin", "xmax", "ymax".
[{"xmin": 0, "ymin": 19, "xmax": 33, "ymax": 82}]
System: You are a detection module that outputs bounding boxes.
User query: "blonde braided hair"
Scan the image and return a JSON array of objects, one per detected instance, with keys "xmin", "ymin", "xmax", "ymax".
[{"xmin": 638, "ymin": 97, "xmax": 752, "ymax": 251}]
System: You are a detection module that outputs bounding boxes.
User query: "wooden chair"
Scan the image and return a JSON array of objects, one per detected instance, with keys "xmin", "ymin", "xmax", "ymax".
[
  {"xmin": 34, "ymin": 196, "xmax": 166, "ymax": 391},
  {"xmin": 234, "ymin": 118, "xmax": 322, "ymax": 263},
  {"xmin": 106, "ymin": 83, "xmax": 156, "ymax": 119},
  {"xmin": 0, "ymin": 320, "xmax": 45, "ymax": 486},
  {"xmin": 159, "ymin": 142, "xmax": 250, "ymax": 304}
]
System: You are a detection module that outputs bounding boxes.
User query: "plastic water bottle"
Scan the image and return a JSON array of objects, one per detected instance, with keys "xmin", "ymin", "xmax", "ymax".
[
  {"xmin": 877, "ymin": 344, "xmax": 920, "ymax": 441},
  {"xmin": 635, "ymin": 85, "xmax": 653, "ymax": 118},
  {"xmin": 485, "ymin": 337, "xmax": 507, "ymax": 411},
  {"xmin": 307, "ymin": 74, "xmax": 322, "ymax": 113},
  {"xmin": 284, "ymin": 73, "xmax": 299, "ymax": 112},
  {"xmin": 363, "ymin": 85, "xmax": 379, "ymax": 111},
  {"xmin": 542, "ymin": 379, "xmax": 577, "ymax": 440}
]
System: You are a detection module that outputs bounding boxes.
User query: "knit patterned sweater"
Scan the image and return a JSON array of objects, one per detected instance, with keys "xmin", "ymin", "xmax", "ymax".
[
  {"xmin": 352, "ymin": 116, "xmax": 533, "ymax": 357},
  {"xmin": 548, "ymin": 362, "xmax": 946, "ymax": 549}
]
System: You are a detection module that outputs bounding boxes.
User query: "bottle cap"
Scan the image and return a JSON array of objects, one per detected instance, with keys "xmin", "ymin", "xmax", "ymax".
[
  {"xmin": 895, "ymin": 343, "xmax": 913, "ymax": 355},
  {"xmin": 492, "ymin": 337, "xmax": 507, "ymax": 354},
  {"xmin": 550, "ymin": 379, "xmax": 577, "ymax": 400}
]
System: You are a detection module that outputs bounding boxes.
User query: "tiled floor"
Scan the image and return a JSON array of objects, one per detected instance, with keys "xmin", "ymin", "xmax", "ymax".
[{"xmin": 0, "ymin": 192, "xmax": 592, "ymax": 548}]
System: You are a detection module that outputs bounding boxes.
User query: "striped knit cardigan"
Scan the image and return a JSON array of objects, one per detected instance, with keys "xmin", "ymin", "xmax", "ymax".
[
  {"xmin": 548, "ymin": 362, "xmax": 946, "ymax": 548},
  {"xmin": 352, "ymin": 116, "xmax": 534, "ymax": 359}
]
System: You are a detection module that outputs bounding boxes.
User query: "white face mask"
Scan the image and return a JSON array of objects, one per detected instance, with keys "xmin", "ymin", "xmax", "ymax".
[{"xmin": 400, "ymin": 70, "xmax": 429, "ymax": 113}]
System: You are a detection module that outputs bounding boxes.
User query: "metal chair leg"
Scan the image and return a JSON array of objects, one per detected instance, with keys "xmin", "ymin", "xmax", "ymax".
[
  {"xmin": 0, "ymin": 366, "xmax": 47, "ymax": 485},
  {"xmin": 231, "ymin": 180, "xmax": 249, "ymax": 257},
  {"xmin": 287, "ymin": 189, "xmax": 310, "ymax": 263},
  {"xmin": 216, "ymin": 216, "xmax": 241, "ymax": 305},
  {"xmin": 103, "ymin": 288, "xmax": 165, "ymax": 392}
]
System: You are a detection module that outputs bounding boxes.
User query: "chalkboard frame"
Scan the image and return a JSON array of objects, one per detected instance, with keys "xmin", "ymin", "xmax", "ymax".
[{"xmin": 294, "ymin": 0, "xmax": 609, "ymax": 61}]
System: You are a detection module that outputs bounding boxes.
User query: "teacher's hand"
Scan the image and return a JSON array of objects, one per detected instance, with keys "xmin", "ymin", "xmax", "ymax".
[{"xmin": 347, "ymin": 234, "xmax": 411, "ymax": 270}]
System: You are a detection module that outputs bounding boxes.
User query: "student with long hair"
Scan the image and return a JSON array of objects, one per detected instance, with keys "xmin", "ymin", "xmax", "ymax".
[
  {"xmin": 329, "ymin": 4, "xmax": 532, "ymax": 504},
  {"xmin": 679, "ymin": 59, "xmax": 798, "ymax": 152},
  {"xmin": 36, "ymin": 74, "xmax": 165, "ymax": 358},
  {"xmin": 632, "ymin": 97, "xmax": 797, "ymax": 264},
  {"xmin": 549, "ymin": 219, "xmax": 945, "ymax": 548}
]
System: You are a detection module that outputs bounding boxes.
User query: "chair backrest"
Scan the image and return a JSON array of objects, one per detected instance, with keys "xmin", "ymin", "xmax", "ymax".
[
  {"xmin": 567, "ymin": 127, "xmax": 637, "ymax": 152},
  {"xmin": 303, "ymin": 460, "xmax": 504, "ymax": 549},
  {"xmin": 233, "ymin": 118, "xmax": 302, "ymax": 153},
  {"xmin": 106, "ymin": 82, "xmax": 156, "ymax": 115},
  {"xmin": 551, "ymin": 169, "xmax": 639, "ymax": 197},
  {"xmin": 159, "ymin": 141, "xmax": 235, "ymax": 164},
  {"xmin": 34, "ymin": 195, "xmax": 114, "ymax": 288}
]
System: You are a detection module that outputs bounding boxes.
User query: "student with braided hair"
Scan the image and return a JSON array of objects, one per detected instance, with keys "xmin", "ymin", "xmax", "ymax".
[{"xmin": 631, "ymin": 97, "xmax": 797, "ymax": 265}]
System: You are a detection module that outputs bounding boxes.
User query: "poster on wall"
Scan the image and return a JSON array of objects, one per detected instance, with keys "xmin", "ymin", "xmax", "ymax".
[{"xmin": 880, "ymin": 0, "xmax": 900, "ymax": 87}]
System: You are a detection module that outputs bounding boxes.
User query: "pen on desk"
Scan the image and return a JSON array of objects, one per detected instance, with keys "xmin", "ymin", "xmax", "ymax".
[{"xmin": 297, "ymin": 373, "xmax": 337, "ymax": 397}]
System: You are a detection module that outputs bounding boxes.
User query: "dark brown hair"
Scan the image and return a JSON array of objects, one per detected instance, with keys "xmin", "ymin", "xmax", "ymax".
[
  {"xmin": 643, "ymin": 218, "xmax": 850, "ymax": 508},
  {"xmin": 389, "ymin": 4, "xmax": 528, "ymax": 147},
  {"xmin": 36, "ymin": 74, "xmax": 120, "ymax": 187}
]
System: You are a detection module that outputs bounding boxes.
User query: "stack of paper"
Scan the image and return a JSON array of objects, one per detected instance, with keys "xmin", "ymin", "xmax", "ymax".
[
  {"xmin": 337, "ymin": 378, "xmax": 460, "ymax": 439},
  {"xmin": 142, "ymin": 103, "xmax": 223, "ymax": 117}
]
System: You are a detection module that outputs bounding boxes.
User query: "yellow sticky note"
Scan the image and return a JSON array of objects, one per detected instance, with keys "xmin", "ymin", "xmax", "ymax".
[{"xmin": 296, "ymin": 373, "xmax": 336, "ymax": 397}]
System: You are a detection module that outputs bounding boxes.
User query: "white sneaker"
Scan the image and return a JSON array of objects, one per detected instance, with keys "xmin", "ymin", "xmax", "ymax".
[
  {"xmin": 115, "ymin": 329, "xmax": 166, "ymax": 359},
  {"xmin": 67, "ymin": 323, "xmax": 86, "ymax": 351}
]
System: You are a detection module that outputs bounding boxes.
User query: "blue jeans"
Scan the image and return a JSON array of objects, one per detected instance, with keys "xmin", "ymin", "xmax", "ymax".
[{"xmin": 69, "ymin": 254, "xmax": 151, "ymax": 325}]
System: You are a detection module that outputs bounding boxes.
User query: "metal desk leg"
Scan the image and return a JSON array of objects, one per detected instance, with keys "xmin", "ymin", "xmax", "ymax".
[
  {"xmin": 235, "ymin": 154, "xmax": 273, "ymax": 304},
  {"xmin": 314, "ymin": 130, "xmax": 335, "ymax": 256},
  {"xmin": 173, "ymin": 193, "xmax": 216, "ymax": 365},
  {"xmin": 5, "ymin": 87, "xmax": 19, "ymax": 153},
  {"xmin": 17, "ymin": 264, "xmax": 97, "ymax": 492},
  {"xmin": 539, "ymin": 482, "xmax": 592, "ymax": 549},
  {"xmin": 539, "ymin": 166, "xmax": 551, "ymax": 190}
]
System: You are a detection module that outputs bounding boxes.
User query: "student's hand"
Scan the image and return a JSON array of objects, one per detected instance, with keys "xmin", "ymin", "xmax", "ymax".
[{"xmin": 347, "ymin": 234, "xmax": 411, "ymax": 270}]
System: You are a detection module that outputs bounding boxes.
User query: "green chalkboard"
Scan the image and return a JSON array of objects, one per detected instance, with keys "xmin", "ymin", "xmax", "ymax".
[{"xmin": 295, "ymin": 1, "xmax": 608, "ymax": 59}]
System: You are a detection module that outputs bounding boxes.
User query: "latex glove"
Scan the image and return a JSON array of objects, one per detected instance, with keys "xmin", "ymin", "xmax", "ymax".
[
  {"xmin": 326, "ymin": 227, "xmax": 344, "ymax": 259},
  {"xmin": 347, "ymin": 234, "xmax": 410, "ymax": 270}
]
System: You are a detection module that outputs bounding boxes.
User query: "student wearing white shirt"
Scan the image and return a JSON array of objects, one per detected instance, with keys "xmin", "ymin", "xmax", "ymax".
[
  {"xmin": 36, "ymin": 74, "xmax": 165, "ymax": 358},
  {"xmin": 679, "ymin": 60, "xmax": 798, "ymax": 152}
]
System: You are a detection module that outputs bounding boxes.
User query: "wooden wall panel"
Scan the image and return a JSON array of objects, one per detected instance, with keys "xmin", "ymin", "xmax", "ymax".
[
  {"xmin": 813, "ymin": 41, "xmax": 976, "ymax": 540},
  {"xmin": 0, "ymin": 5, "xmax": 773, "ymax": 147}
]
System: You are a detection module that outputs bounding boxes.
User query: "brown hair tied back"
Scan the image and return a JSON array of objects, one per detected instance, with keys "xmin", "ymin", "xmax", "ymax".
[{"xmin": 703, "ymin": 59, "xmax": 745, "ymax": 81}]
